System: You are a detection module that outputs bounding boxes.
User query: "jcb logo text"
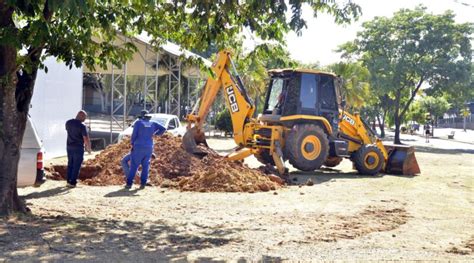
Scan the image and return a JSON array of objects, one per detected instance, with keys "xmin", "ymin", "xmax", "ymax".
[
  {"xmin": 342, "ymin": 114, "xmax": 355, "ymax": 126},
  {"xmin": 226, "ymin": 86, "xmax": 239, "ymax": 113}
]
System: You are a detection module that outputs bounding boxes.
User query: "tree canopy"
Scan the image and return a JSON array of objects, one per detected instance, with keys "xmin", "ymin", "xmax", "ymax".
[
  {"xmin": 1, "ymin": 0, "xmax": 361, "ymax": 72},
  {"xmin": 327, "ymin": 61, "xmax": 372, "ymax": 109},
  {"xmin": 340, "ymin": 6, "xmax": 473, "ymax": 143}
]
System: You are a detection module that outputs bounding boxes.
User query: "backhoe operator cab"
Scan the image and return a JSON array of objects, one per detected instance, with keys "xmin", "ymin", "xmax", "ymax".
[
  {"xmin": 263, "ymin": 69, "xmax": 341, "ymax": 133},
  {"xmin": 257, "ymin": 69, "xmax": 348, "ymax": 172}
]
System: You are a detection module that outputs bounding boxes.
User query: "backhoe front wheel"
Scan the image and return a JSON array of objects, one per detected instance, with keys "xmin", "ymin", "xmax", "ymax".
[
  {"xmin": 284, "ymin": 124, "xmax": 329, "ymax": 171},
  {"xmin": 352, "ymin": 145, "xmax": 384, "ymax": 175}
]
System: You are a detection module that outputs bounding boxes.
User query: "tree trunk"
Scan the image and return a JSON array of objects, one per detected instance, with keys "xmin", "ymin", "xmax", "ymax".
[
  {"xmin": 376, "ymin": 114, "xmax": 385, "ymax": 138},
  {"xmin": 0, "ymin": 69, "xmax": 38, "ymax": 217},
  {"xmin": 431, "ymin": 115, "xmax": 435, "ymax": 137},
  {"xmin": 393, "ymin": 90, "xmax": 402, "ymax": 144},
  {"xmin": 0, "ymin": 63, "xmax": 28, "ymax": 216},
  {"xmin": 394, "ymin": 114, "xmax": 402, "ymax": 144},
  {"xmin": 0, "ymin": 34, "xmax": 39, "ymax": 217}
]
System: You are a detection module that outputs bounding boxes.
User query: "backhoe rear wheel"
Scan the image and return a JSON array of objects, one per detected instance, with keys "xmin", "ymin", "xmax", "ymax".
[
  {"xmin": 284, "ymin": 124, "xmax": 329, "ymax": 171},
  {"xmin": 255, "ymin": 149, "xmax": 275, "ymax": 166},
  {"xmin": 352, "ymin": 145, "xmax": 384, "ymax": 175}
]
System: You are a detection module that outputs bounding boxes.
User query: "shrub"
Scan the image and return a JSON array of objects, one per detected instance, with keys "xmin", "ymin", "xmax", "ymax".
[{"xmin": 215, "ymin": 109, "xmax": 233, "ymax": 134}]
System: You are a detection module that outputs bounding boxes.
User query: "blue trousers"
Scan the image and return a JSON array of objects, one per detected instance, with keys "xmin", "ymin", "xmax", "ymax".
[
  {"xmin": 67, "ymin": 148, "xmax": 84, "ymax": 186},
  {"xmin": 126, "ymin": 147, "xmax": 152, "ymax": 186},
  {"xmin": 121, "ymin": 153, "xmax": 131, "ymax": 178}
]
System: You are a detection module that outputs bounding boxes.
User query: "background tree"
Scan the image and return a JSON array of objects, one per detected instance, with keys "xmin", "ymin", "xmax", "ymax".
[
  {"xmin": 436, "ymin": 62, "xmax": 474, "ymax": 112},
  {"xmin": 406, "ymin": 101, "xmax": 427, "ymax": 126},
  {"xmin": 328, "ymin": 61, "xmax": 371, "ymax": 110},
  {"xmin": 0, "ymin": 0, "xmax": 360, "ymax": 216},
  {"xmin": 419, "ymin": 95, "xmax": 450, "ymax": 135},
  {"xmin": 339, "ymin": 6, "xmax": 472, "ymax": 144},
  {"xmin": 235, "ymin": 44, "xmax": 296, "ymax": 113}
]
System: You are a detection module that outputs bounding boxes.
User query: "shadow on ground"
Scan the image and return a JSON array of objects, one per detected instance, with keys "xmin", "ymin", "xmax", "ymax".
[
  {"xmin": 0, "ymin": 213, "xmax": 240, "ymax": 262},
  {"xmin": 104, "ymin": 188, "xmax": 140, "ymax": 198},
  {"xmin": 287, "ymin": 168, "xmax": 414, "ymax": 185},
  {"xmin": 23, "ymin": 187, "xmax": 71, "ymax": 200},
  {"xmin": 413, "ymin": 146, "xmax": 474, "ymax": 155}
]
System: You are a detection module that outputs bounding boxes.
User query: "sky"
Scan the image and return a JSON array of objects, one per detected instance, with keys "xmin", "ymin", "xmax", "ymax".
[{"xmin": 283, "ymin": 0, "xmax": 474, "ymax": 66}]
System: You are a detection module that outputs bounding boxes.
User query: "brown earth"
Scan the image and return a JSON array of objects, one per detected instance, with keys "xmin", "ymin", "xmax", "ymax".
[
  {"xmin": 447, "ymin": 236, "xmax": 474, "ymax": 255},
  {"xmin": 47, "ymin": 134, "xmax": 282, "ymax": 192},
  {"xmin": 310, "ymin": 206, "xmax": 409, "ymax": 242},
  {"xmin": 2, "ymin": 133, "xmax": 473, "ymax": 261}
]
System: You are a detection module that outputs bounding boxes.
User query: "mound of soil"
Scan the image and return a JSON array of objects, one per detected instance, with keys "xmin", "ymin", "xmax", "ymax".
[{"xmin": 47, "ymin": 134, "xmax": 282, "ymax": 192}]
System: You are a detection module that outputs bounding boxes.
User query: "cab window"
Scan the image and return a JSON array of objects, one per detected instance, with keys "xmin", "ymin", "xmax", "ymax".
[
  {"xmin": 266, "ymin": 78, "xmax": 284, "ymax": 112},
  {"xmin": 319, "ymin": 75, "xmax": 337, "ymax": 110},
  {"xmin": 299, "ymin": 73, "xmax": 317, "ymax": 111}
]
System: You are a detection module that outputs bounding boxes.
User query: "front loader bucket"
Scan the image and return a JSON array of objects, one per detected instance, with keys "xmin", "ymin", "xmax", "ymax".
[
  {"xmin": 182, "ymin": 127, "xmax": 209, "ymax": 157},
  {"xmin": 384, "ymin": 144, "xmax": 420, "ymax": 175}
]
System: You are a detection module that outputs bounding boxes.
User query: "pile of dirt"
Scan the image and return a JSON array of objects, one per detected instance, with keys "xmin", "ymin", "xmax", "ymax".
[{"xmin": 47, "ymin": 134, "xmax": 283, "ymax": 192}]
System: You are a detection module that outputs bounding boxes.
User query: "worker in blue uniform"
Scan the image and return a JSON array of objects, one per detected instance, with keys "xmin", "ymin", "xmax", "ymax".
[
  {"xmin": 121, "ymin": 152, "xmax": 156, "ymax": 179},
  {"xmin": 125, "ymin": 110, "xmax": 166, "ymax": 189}
]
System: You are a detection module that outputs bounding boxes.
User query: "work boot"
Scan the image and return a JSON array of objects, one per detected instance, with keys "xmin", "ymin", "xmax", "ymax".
[
  {"xmin": 66, "ymin": 183, "xmax": 76, "ymax": 188},
  {"xmin": 139, "ymin": 184, "xmax": 146, "ymax": 190},
  {"xmin": 124, "ymin": 184, "xmax": 132, "ymax": 190}
]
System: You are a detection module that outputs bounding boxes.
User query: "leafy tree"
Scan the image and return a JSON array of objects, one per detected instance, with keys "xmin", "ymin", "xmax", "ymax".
[
  {"xmin": 328, "ymin": 61, "xmax": 371, "ymax": 110},
  {"xmin": 298, "ymin": 61, "xmax": 322, "ymax": 70},
  {"xmin": 0, "ymin": 1, "xmax": 360, "ymax": 216},
  {"xmin": 437, "ymin": 62, "xmax": 474, "ymax": 110},
  {"xmin": 340, "ymin": 6, "xmax": 472, "ymax": 144},
  {"xmin": 419, "ymin": 95, "xmax": 450, "ymax": 135},
  {"xmin": 215, "ymin": 109, "xmax": 232, "ymax": 135},
  {"xmin": 235, "ymin": 43, "xmax": 297, "ymax": 112},
  {"xmin": 406, "ymin": 100, "xmax": 427, "ymax": 125}
]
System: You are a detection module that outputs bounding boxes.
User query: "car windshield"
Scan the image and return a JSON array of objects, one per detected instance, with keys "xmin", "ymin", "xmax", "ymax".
[{"xmin": 151, "ymin": 118, "xmax": 167, "ymax": 126}]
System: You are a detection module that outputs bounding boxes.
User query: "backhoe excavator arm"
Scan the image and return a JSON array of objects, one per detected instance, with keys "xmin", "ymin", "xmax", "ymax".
[{"xmin": 184, "ymin": 50, "xmax": 255, "ymax": 150}]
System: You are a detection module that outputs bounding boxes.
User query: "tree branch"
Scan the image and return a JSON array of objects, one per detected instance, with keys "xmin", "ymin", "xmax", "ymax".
[{"xmin": 400, "ymin": 75, "xmax": 424, "ymax": 118}]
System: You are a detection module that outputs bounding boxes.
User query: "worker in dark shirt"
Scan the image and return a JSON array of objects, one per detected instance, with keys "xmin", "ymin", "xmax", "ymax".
[
  {"xmin": 126, "ymin": 110, "xmax": 166, "ymax": 189},
  {"xmin": 65, "ymin": 110, "xmax": 91, "ymax": 188}
]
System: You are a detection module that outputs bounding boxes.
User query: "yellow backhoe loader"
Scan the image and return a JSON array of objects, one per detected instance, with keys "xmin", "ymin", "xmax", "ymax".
[{"xmin": 183, "ymin": 50, "xmax": 420, "ymax": 176}]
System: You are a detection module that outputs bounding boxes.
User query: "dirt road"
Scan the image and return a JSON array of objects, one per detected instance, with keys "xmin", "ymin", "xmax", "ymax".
[{"xmin": 1, "ymin": 133, "xmax": 473, "ymax": 261}]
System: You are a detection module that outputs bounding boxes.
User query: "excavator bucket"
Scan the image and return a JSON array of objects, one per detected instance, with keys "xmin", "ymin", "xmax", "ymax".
[
  {"xmin": 383, "ymin": 144, "xmax": 420, "ymax": 175},
  {"xmin": 182, "ymin": 127, "xmax": 209, "ymax": 157}
]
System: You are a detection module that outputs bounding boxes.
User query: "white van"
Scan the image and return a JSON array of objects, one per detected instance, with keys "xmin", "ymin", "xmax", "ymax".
[{"xmin": 17, "ymin": 117, "xmax": 45, "ymax": 187}]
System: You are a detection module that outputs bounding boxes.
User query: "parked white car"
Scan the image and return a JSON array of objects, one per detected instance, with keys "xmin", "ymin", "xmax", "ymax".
[
  {"xmin": 118, "ymin": 113, "xmax": 186, "ymax": 141},
  {"xmin": 18, "ymin": 117, "xmax": 45, "ymax": 187}
]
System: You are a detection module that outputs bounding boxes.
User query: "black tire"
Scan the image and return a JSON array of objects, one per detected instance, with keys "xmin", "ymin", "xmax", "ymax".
[
  {"xmin": 255, "ymin": 149, "xmax": 275, "ymax": 166},
  {"xmin": 324, "ymin": 156, "xmax": 343, "ymax": 168},
  {"xmin": 284, "ymin": 124, "xmax": 329, "ymax": 171},
  {"xmin": 352, "ymin": 145, "xmax": 384, "ymax": 175}
]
